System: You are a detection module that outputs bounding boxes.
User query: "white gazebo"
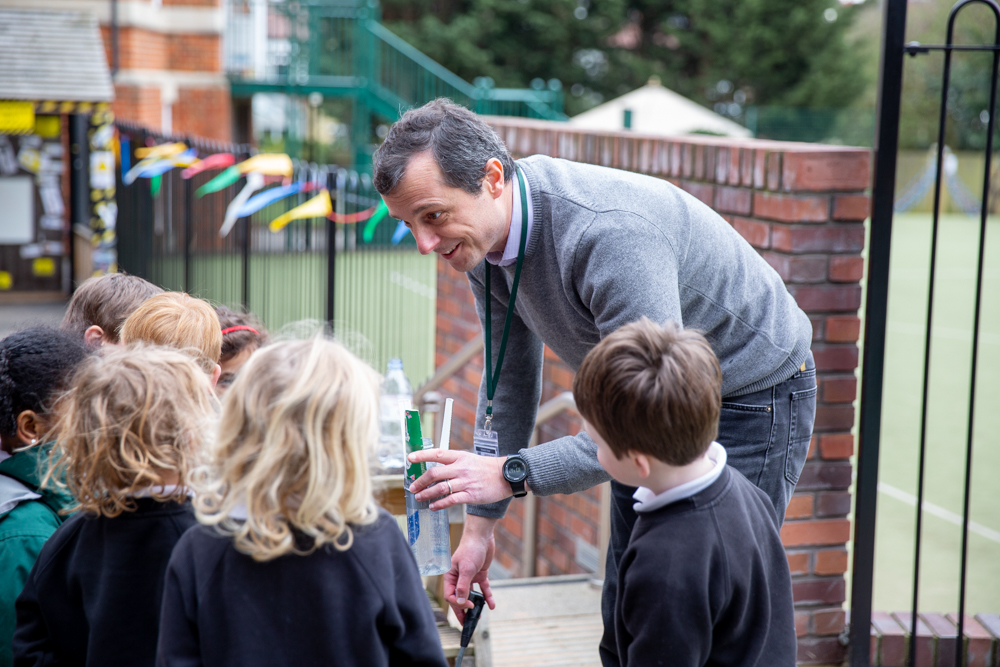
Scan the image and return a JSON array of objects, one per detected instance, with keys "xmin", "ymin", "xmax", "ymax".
[{"xmin": 569, "ymin": 77, "xmax": 751, "ymax": 138}]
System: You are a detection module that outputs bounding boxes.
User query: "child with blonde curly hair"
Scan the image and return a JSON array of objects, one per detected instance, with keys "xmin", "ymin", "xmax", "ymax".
[
  {"xmin": 156, "ymin": 337, "xmax": 447, "ymax": 667},
  {"xmin": 13, "ymin": 346, "xmax": 216, "ymax": 666}
]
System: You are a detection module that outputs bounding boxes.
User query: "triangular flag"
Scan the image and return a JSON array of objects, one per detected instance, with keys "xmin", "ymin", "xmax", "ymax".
[
  {"xmin": 268, "ymin": 190, "xmax": 333, "ymax": 232},
  {"xmin": 134, "ymin": 142, "xmax": 187, "ymax": 160},
  {"xmin": 237, "ymin": 181, "xmax": 319, "ymax": 218},
  {"xmin": 196, "ymin": 165, "xmax": 242, "ymax": 197},
  {"xmin": 150, "ymin": 174, "xmax": 162, "ymax": 198},
  {"xmin": 361, "ymin": 202, "xmax": 390, "ymax": 243},
  {"xmin": 237, "ymin": 153, "xmax": 293, "ymax": 177},
  {"xmin": 391, "ymin": 220, "xmax": 410, "ymax": 245},
  {"xmin": 182, "ymin": 153, "xmax": 236, "ymax": 179},
  {"xmin": 219, "ymin": 172, "xmax": 266, "ymax": 238}
]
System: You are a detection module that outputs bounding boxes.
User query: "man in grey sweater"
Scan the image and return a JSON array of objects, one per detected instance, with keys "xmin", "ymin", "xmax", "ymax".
[{"xmin": 376, "ymin": 100, "xmax": 815, "ymax": 666}]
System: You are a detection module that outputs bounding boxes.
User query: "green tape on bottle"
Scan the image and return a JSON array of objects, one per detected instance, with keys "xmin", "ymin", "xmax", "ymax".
[{"xmin": 404, "ymin": 410, "xmax": 426, "ymax": 482}]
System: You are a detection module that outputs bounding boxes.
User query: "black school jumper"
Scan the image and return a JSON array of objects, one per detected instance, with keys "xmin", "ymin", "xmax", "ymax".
[
  {"xmin": 13, "ymin": 498, "xmax": 197, "ymax": 667},
  {"xmin": 614, "ymin": 467, "xmax": 796, "ymax": 667},
  {"xmin": 155, "ymin": 509, "xmax": 447, "ymax": 667}
]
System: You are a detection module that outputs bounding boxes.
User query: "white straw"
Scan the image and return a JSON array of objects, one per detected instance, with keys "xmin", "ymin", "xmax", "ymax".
[{"xmin": 440, "ymin": 398, "xmax": 454, "ymax": 451}]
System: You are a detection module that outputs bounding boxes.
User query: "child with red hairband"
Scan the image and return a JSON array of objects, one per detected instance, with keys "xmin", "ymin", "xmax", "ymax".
[{"xmin": 215, "ymin": 306, "xmax": 269, "ymax": 394}]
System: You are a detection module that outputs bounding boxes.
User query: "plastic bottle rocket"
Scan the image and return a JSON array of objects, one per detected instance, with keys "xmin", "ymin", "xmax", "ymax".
[
  {"xmin": 403, "ymin": 411, "xmax": 451, "ymax": 576},
  {"xmin": 377, "ymin": 358, "xmax": 412, "ymax": 470}
]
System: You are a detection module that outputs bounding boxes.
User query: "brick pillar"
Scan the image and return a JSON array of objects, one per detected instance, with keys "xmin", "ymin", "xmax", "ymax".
[{"xmin": 433, "ymin": 118, "xmax": 870, "ymax": 665}]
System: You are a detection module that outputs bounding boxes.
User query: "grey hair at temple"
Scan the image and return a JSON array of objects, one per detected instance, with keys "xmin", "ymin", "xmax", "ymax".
[{"xmin": 372, "ymin": 99, "xmax": 515, "ymax": 196}]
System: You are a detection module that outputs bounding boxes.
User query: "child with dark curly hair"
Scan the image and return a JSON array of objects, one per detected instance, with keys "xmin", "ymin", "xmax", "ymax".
[{"xmin": 0, "ymin": 327, "xmax": 90, "ymax": 667}]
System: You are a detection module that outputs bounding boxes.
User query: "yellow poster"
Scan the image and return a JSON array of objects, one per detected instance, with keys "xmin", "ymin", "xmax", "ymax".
[{"xmin": 0, "ymin": 101, "xmax": 35, "ymax": 134}]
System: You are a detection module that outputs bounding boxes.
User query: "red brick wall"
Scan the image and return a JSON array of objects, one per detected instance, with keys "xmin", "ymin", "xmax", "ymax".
[
  {"xmin": 172, "ymin": 88, "xmax": 232, "ymax": 142},
  {"xmin": 434, "ymin": 117, "xmax": 868, "ymax": 665}
]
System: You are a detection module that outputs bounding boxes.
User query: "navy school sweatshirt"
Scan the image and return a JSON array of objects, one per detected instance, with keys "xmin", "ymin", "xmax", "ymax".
[
  {"xmin": 615, "ymin": 467, "xmax": 797, "ymax": 667},
  {"xmin": 155, "ymin": 508, "xmax": 448, "ymax": 667},
  {"xmin": 13, "ymin": 498, "xmax": 197, "ymax": 667}
]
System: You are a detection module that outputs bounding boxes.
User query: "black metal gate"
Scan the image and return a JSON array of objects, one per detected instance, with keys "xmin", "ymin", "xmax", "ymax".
[{"xmin": 851, "ymin": 0, "xmax": 999, "ymax": 665}]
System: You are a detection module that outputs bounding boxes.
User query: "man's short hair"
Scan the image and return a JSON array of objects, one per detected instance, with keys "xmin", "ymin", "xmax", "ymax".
[
  {"xmin": 119, "ymin": 292, "xmax": 222, "ymax": 372},
  {"xmin": 574, "ymin": 318, "xmax": 722, "ymax": 466},
  {"xmin": 372, "ymin": 98, "xmax": 515, "ymax": 196},
  {"xmin": 61, "ymin": 273, "xmax": 164, "ymax": 342}
]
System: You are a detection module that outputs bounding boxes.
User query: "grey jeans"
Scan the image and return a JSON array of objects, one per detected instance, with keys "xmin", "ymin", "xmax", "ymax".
[{"xmin": 599, "ymin": 351, "xmax": 816, "ymax": 666}]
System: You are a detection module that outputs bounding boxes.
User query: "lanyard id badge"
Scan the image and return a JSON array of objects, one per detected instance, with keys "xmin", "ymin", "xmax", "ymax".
[
  {"xmin": 480, "ymin": 165, "xmax": 530, "ymax": 454},
  {"xmin": 473, "ymin": 429, "xmax": 500, "ymax": 457}
]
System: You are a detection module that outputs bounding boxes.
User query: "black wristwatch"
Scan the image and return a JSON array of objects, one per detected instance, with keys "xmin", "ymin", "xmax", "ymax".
[{"xmin": 503, "ymin": 454, "xmax": 529, "ymax": 498}]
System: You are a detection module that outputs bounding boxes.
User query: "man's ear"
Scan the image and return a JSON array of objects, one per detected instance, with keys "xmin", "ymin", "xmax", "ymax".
[
  {"xmin": 483, "ymin": 157, "xmax": 506, "ymax": 199},
  {"xmin": 210, "ymin": 364, "xmax": 222, "ymax": 390},
  {"xmin": 83, "ymin": 325, "xmax": 106, "ymax": 347},
  {"xmin": 632, "ymin": 452, "xmax": 652, "ymax": 480},
  {"xmin": 15, "ymin": 410, "xmax": 46, "ymax": 448}
]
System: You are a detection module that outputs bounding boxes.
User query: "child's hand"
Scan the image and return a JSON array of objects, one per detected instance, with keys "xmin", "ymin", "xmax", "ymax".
[{"xmin": 444, "ymin": 518, "xmax": 497, "ymax": 624}]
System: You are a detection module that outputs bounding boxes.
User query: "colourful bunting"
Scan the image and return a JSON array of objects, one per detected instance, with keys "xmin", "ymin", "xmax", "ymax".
[
  {"xmin": 134, "ymin": 142, "xmax": 187, "ymax": 160},
  {"xmin": 237, "ymin": 181, "xmax": 320, "ymax": 218},
  {"xmin": 150, "ymin": 174, "xmax": 162, "ymax": 198},
  {"xmin": 391, "ymin": 220, "xmax": 410, "ymax": 245},
  {"xmin": 268, "ymin": 190, "xmax": 333, "ymax": 232},
  {"xmin": 360, "ymin": 202, "xmax": 390, "ymax": 242},
  {"xmin": 219, "ymin": 172, "xmax": 266, "ymax": 238},
  {"xmin": 196, "ymin": 165, "xmax": 241, "ymax": 197},
  {"xmin": 237, "ymin": 153, "xmax": 293, "ymax": 177},
  {"xmin": 182, "ymin": 153, "xmax": 235, "ymax": 179}
]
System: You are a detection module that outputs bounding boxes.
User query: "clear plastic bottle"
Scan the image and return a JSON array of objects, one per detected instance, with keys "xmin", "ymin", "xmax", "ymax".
[
  {"xmin": 405, "ymin": 438, "xmax": 452, "ymax": 576},
  {"xmin": 377, "ymin": 358, "xmax": 412, "ymax": 470}
]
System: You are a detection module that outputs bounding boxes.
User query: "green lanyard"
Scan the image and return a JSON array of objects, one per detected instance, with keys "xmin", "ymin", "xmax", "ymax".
[{"xmin": 484, "ymin": 165, "xmax": 529, "ymax": 431}]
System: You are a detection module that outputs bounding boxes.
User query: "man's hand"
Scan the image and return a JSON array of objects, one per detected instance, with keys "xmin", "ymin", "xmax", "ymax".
[
  {"xmin": 446, "ymin": 515, "xmax": 498, "ymax": 624},
  {"xmin": 407, "ymin": 449, "xmax": 513, "ymax": 510}
]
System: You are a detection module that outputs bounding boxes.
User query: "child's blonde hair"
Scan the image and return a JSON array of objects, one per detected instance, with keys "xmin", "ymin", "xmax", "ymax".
[
  {"xmin": 120, "ymin": 293, "xmax": 222, "ymax": 372},
  {"xmin": 193, "ymin": 336, "xmax": 380, "ymax": 561},
  {"xmin": 50, "ymin": 345, "xmax": 216, "ymax": 517}
]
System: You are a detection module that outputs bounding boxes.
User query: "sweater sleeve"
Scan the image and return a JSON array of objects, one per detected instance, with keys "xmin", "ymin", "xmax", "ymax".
[
  {"xmin": 9, "ymin": 538, "xmax": 56, "ymax": 667},
  {"xmin": 156, "ymin": 535, "xmax": 203, "ymax": 667},
  {"xmin": 520, "ymin": 213, "xmax": 684, "ymax": 497},
  {"xmin": 465, "ymin": 267, "xmax": 545, "ymax": 519}
]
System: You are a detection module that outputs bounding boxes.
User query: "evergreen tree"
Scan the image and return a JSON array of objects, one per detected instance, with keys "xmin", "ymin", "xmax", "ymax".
[{"xmin": 381, "ymin": 0, "xmax": 867, "ymax": 117}]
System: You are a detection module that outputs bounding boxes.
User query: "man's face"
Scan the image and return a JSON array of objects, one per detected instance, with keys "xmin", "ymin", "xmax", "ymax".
[{"xmin": 382, "ymin": 152, "xmax": 509, "ymax": 273}]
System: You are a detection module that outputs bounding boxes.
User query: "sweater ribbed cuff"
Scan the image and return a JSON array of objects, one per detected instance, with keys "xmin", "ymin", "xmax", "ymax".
[{"xmin": 467, "ymin": 498, "xmax": 512, "ymax": 520}]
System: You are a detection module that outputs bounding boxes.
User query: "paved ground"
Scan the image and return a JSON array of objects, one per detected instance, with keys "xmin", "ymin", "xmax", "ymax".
[{"xmin": 0, "ymin": 302, "xmax": 68, "ymax": 337}]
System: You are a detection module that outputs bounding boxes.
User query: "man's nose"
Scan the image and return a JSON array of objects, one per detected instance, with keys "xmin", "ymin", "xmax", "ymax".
[{"xmin": 410, "ymin": 225, "xmax": 439, "ymax": 255}]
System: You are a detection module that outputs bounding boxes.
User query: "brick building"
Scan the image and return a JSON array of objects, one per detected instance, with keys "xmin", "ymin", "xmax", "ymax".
[
  {"xmin": 434, "ymin": 117, "xmax": 868, "ymax": 665},
  {"xmin": 0, "ymin": 0, "xmax": 232, "ymax": 142}
]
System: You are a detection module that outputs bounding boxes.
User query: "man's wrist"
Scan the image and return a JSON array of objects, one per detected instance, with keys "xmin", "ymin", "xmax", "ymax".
[{"xmin": 465, "ymin": 514, "xmax": 499, "ymax": 539}]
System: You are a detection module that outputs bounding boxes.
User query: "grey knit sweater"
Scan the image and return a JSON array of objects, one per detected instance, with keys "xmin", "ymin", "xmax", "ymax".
[{"xmin": 467, "ymin": 155, "xmax": 812, "ymax": 519}]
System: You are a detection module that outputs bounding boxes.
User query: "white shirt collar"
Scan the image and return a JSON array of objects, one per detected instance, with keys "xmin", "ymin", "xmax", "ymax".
[
  {"xmin": 632, "ymin": 442, "xmax": 727, "ymax": 514},
  {"xmin": 486, "ymin": 168, "xmax": 533, "ymax": 267}
]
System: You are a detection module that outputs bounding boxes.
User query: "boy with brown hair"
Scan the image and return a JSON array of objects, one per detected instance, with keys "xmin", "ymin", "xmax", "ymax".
[
  {"xmin": 573, "ymin": 318, "xmax": 796, "ymax": 667},
  {"xmin": 120, "ymin": 292, "xmax": 223, "ymax": 386},
  {"xmin": 61, "ymin": 273, "xmax": 163, "ymax": 346}
]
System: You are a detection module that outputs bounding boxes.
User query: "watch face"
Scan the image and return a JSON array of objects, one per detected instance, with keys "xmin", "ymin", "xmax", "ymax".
[{"xmin": 504, "ymin": 458, "xmax": 528, "ymax": 483}]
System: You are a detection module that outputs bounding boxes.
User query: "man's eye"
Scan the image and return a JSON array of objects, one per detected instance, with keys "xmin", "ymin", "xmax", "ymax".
[{"xmin": 427, "ymin": 212, "xmax": 442, "ymax": 221}]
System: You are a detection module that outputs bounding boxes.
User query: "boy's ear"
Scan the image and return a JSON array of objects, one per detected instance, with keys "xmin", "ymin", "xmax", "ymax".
[
  {"xmin": 83, "ymin": 325, "xmax": 106, "ymax": 347},
  {"xmin": 632, "ymin": 452, "xmax": 652, "ymax": 480},
  {"xmin": 15, "ymin": 410, "xmax": 46, "ymax": 447},
  {"xmin": 210, "ymin": 364, "xmax": 222, "ymax": 389}
]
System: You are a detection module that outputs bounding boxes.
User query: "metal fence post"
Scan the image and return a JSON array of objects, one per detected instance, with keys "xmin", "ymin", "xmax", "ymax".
[{"xmin": 849, "ymin": 0, "xmax": 908, "ymax": 664}]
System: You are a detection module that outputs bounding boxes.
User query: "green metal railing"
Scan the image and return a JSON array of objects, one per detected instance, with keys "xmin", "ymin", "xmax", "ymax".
[{"xmin": 225, "ymin": 0, "xmax": 565, "ymax": 164}]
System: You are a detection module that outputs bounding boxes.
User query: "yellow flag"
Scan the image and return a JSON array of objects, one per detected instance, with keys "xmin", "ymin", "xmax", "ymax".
[
  {"xmin": 238, "ymin": 153, "xmax": 293, "ymax": 177},
  {"xmin": 134, "ymin": 142, "xmax": 188, "ymax": 159},
  {"xmin": 268, "ymin": 190, "xmax": 333, "ymax": 232}
]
